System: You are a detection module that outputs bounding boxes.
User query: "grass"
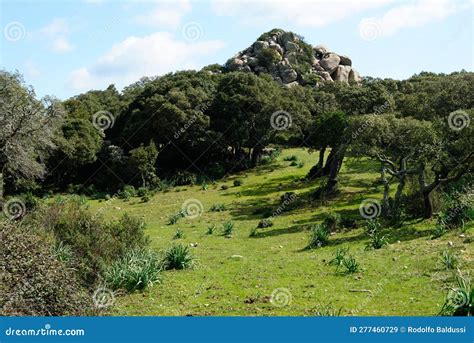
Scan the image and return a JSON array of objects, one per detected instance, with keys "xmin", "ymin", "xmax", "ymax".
[{"xmin": 86, "ymin": 148, "xmax": 474, "ymax": 316}]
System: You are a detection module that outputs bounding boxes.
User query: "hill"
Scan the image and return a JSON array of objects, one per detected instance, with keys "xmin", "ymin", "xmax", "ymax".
[{"xmin": 224, "ymin": 28, "xmax": 361, "ymax": 87}]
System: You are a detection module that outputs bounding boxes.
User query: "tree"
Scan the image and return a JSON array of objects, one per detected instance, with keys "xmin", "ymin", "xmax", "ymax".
[
  {"xmin": 128, "ymin": 141, "xmax": 159, "ymax": 188},
  {"xmin": 0, "ymin": 71, "xmax": 63, "ymax": 196},
  {"xmin": 210, "ymin": 72, "xmax": 283, "ymax": 166}
]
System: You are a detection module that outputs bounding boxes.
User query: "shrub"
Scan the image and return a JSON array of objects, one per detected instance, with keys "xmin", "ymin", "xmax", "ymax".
[
  {"xmin": 162, "ymin": 244, "xmax": 193, "ymax": 270},
  {"xmin": 290, "ymin": 160, "xmax": 298, "ymax": 166},
  {"xmin": 365, "ymin": 230, "xmax": 388, "ymax": 250},
  {"xmin": 323, "ymin": 213, "xmax": 341, "ymax": 232},
  {"xmin": 440, "ymin": 270, "xmax": 473, "ymax": 316},
  {"xmin": 221, "ymin": 185, "xmax": 229, "ymax": 190},
  {"xmin": 328, "ymin": 247, "xmax": 349, "ymax": 271},
  {"xmin": 307, "ymin": 224, "xmax": 330, "ymax": 249},
  {"xmin": 137, "ymin": 187, "xmax": 148, "ymax": 197},
  {"xmin": 173, "ymin": 228, "xmax": 184, "ymax": 239},
  {"xmin": 206, "ymin": 225, "xmax": 215, "ymax": 235},
  {"xmin": 168, "ymin": 212, "xmax": 183, "ymax": 225},
  {"xmin": 431, "ymin": 222, "xmax": 447, "ymax": 239},
  {"xmin": 364, "ymin": 219, "xmax": 388, "ymax": 250},
  {"xmin": 201, "ymin": 184, "xmax": 209, "ymax": 191},
  {"xmin": 104, "ymin": 248, "xmax": 161, "ymax": 292},
  {"xmin": 283, "ymin": 155, "xmax": 298, "ymax": 162},
  {"xmin": 256, "ymin": 48, "xmax": 281, "ymax": 69},
  {"xmin": 233, "ymin": 179, "xmax": 243, "ymax": 187},
  {"xmin": 210, "ymin": 203, "xmax": 226, "ymax": 212},
  {"xmin": 141, "ymin": 195, "xmax": 151, "ymax": 203},
  {"xmin": 222, "ymin": 221, "xmax": 234, "ymax": 237},
  {"xmin": 297, "ymin": 161, "xmax": 305, "ymax": 168},
  {"xmin": 313, "ymin": 303, "xmax": 343, "ymax": 316},
  {"xmin": 52, "ymin": 241, "xmax": 74, "ymax": 264},
  {"xmin": 439, "ymin": 249, "xmax": 459, "ymax": 270},
  {"xmin": 119, "ymin": 185, "xmax": 136, "ymax": 200},
  {"xmin": 257, "ymin": 218, "xmax": 273, "ymax": 228},
  {"xmin": 0, "ymin": 221, "xmax": 92, "ymax": 315},
  {"xmin": 341, "ymin": 255, "xmax": 360, "ymax": 274},
  {"xmin": 30, "ymin": 200, "xmax": 148, "ymax": 286},
  {"xmin": 170, "ymin": 171, "xmax": 197, "ymax": 186},
  {"xmin": 249, "ymin": 226, "xmax": 259, "ymax": 237}
]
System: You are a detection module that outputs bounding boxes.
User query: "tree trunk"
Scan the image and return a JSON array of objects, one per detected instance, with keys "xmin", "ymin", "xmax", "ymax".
[
  {"xmin": 380, "ymin": 164, "xmax": 391, "ymax": 217},
  {"xmin": 306, "ymin": 147, "xmax": 326, "ymax": 179},
  {"xmin": 417, "ymin": 167, "xmax": 437, "ymax": 219},
  {"xmin": 325, "ymin": 146, "xmax": 346, "ymax": 194},
  {"xmin": 322, "ymin": 148, "xmax": 337, "ymax": 175},
  {"xmin": 251, "ymin": 146, "xmax": 263, "ymax": 167},
  {"xmin": 422, "ymin": 191, "xmax": 434, "ymax": 218}
]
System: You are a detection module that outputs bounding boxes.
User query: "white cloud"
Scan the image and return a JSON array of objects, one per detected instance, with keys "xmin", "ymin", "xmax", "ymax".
[
  {"xmin": 210, "ymin": 0, "xmax": 396, "ymax": 27},
  {"xmin": 38, "ymin": 18, "xmax": 74, "ymax": 53},
  {"xmin": 135, "ymin": 0, "xmax": 192, "ymax": 28},
  {"xmin": 23, "ymin": 60, "xmax": 41, "ymax": 78},
  {"xmin": 359, "ymin": 0, "xmax": 470, "ymax": 38},
  {"xmin": 67, "ymin": 31, "xmax": 225, "ymax": 92}
]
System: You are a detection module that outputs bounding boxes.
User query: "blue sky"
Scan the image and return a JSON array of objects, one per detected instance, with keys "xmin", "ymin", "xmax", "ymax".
[{"xmin": 1, "ymin": 0, "xmax": 473, "ymax": 99}]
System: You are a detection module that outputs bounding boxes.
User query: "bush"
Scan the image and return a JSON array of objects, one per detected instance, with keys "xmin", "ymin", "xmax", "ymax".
[
  {"xmin": 210, "ymin": 203, "xmax": 226, "ymax": 212},
  {"xmin": 257, "ymin": 218, "xmax": 273, "ymax": 228},
  {"xmin": 30, "ymin": 200, "xmax": 148, "ymax": 286},
  {"xmin": 307, "ymin": 224, "xmax": 329, "ymax": 249},
  {"xmin": 119, "ymin": 185, "xmax": 136, "ymax": 200},
  {"xmin": 440, "ymin": 270, "xmax": 473, "ymax": 316},
  {"xmin": 290, "ymin": 160, "xmax": 298, "ymax": 166},
  {"xmin": 233, "ymin": 179, "xmax": 243, "ymax": 187},
  {"xmin": 439, "ymin": 249, "xmax": 458, "ymax": 270},
  {"xmin": 297, "ymin": 161, "xmax": 305, "ymax": 168},
  {"xmin": 256, "ymin": 48, "xmax": 281, "ymax": 69},
  {"xmin": 162, "ymin": 244, "xmax": 193, "ymax": 270},
  {"xmin": 249, "ymin": 226, "xmax": 259, "ymax": 237},
  {"xmin": 0, "ymin": 221, "xmax": 92, "ymax": 315},
  {"xmin": 341, "ymin": 255, "xmax": 360, "ymax": 274},
  {"xmin": 173, "ymin": 228, "xmax": 184, "ymax": 239},
  {"xmin": 328, "ymin": 247, "xmax": 349, "ymax": 271},
  {"xmin": 323, "ymin": 213, "xmax": 341, "ymax": 232},
  {"xmin": 432, "ymin": 222, "xmax": 447, "ymax": 239},
  {"xmin": 104, "ymin": 248, "xmax": 161, "ymax": 292},
  {"xmin": 170, "ymin": 171, "xmax": 197, "ymax": 186},
  {"xmin": 222, "ymin": 221, "xmax": 234, "ymax": 237},
  {"xmin": 283, "ymin": 155, "xmax": 298, "ymax": 162},
  {"xmin": 168, "ymin": 211, "xmax": 184, "ymax": 225},
  {"xmin": 221, "ymin": 185, "xmax": 229, "ymax": 190},
  {"xmin": 141, "ymin": 195, "xmax": 151, "ymax": 203},
  {"xmin": 137, "ymin": 187, "xmax": 148, "ymax": 197},
  {"xmin": 364, "ymin": 219, "xmax": 388, "ymax": 250},
  {"xmin": 206, "ymin": 225, "xmax": 215, "ymax": 235}
]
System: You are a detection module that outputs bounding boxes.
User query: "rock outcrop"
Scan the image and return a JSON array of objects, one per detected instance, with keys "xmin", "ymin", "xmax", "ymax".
[{"xmin": 224, "ymin": 29, "xmax": 361, "ymax": 87}]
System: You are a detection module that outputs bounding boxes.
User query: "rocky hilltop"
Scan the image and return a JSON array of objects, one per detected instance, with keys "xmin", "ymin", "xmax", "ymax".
[{"xmin": 225, "ymin": 28, "xmax": 361, "ymax": 87}]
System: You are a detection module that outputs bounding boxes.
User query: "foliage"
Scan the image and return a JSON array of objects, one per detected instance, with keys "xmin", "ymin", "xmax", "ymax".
[
  {"xmin": 104, "ymin": 248, "xmax": 161, "ymax": 292},
  {"xmin": 440, "ymin": 270, "xmax": 473, "ymax": 316},
  {"xmin": 323, "ymin": 212, "xmax": 341, "ymax": 232},
  {"xmin": 173, "ymin": 228, "xmax": 184, "ymax": 239},
  {"xmin": 162, "ymin": 244, "xmax": 193, "ymax": 270},
  {"xmin": 210, "ymin": 203, "xmax": 226, "ymax": 212},
  {"xmin": 222, "ymin": 221, "xmax": 234, "ymax": 236},
  {"xmin": 0, "ymin": 221, "xmax": 92, "ymax": 315},
  {"xmin": 206, "ymin": 224, "xmax": 215, "ymax": 235},
  {"xmin": 257, "ymin": 218, "xmax": 274, "ymax": 228},
  {"xmin": 233, "ymin": 179, "xmax": 243, "ymax": 187},
  {"xmin": 340, "ymin": 255, "xmax": 360, "ymax": 274},
  {"xmin": 29, "ymin": 199, "xmax": 148, "ymax": 286},
  {"xmin": 307, "ymin": 224, "xmax": 330, "ymax": 249},
  {"xmin": 439, "ymin": 249, "xmax": 459, "ymax": 270},
  {"xmin": 328, "ymin": 247, "xmax": 349, "ymax": 271},
  {"xmin": 256, "ymin": 48, "xmax": 281, "ymax": 69},
  {"xmin": 365, "ymin": 219, "xmax": 388, "ymax": 250}
]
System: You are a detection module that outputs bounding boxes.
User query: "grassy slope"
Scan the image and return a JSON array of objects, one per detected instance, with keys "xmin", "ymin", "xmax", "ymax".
[{"xmin": 88, "ymin": 148, "xmax": 473, "ymax": 316}]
